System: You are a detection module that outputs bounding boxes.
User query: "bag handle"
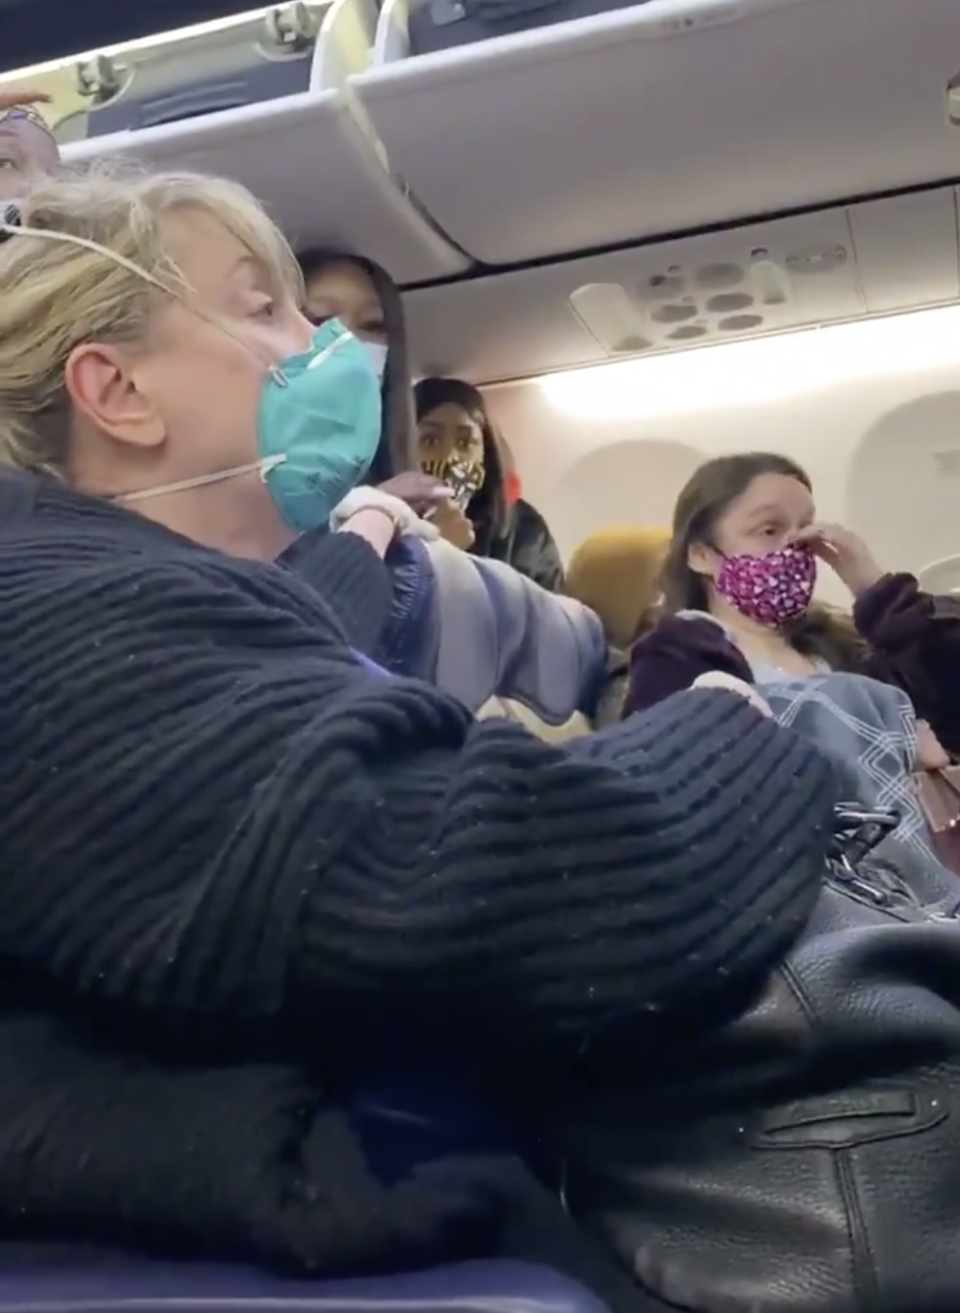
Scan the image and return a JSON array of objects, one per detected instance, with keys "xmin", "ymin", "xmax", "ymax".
[{"xmin": 829, "ymin": 804, "xmax": 900, "ymax": 870}]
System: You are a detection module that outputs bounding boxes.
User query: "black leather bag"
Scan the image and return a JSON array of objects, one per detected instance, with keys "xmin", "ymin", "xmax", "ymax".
[{"xmin": 549, "ymin": 807, "xmax": 960, "ymax": 1313}]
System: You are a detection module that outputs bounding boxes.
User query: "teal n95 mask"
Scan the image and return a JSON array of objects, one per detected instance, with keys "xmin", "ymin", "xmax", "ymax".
[
  {"xmin": 118, "ymin": 320, "xmax": 383, "ymax": 535},
  {"xmin": 257, "ymin": 321, "xmax": 383, "ymax": 532}
]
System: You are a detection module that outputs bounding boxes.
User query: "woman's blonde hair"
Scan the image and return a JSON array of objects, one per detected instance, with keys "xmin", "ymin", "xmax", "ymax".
[{"xmin": 0, "ymin": 161, "xmax": 302, "ymax": 477}]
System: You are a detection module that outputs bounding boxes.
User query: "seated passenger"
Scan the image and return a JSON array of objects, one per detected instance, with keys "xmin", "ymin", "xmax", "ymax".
[
  {"xmin": 624, "ymin": 451, "xmax": 960, "ymax": 757},
  {"xmin": 415, "ymin": 376, "xmax": 565, "ymax": 592},
  {"xmin": 0, "ymin": 168, "xmax": 837, "ymax": 1281},
  {"xmin": 566, "ymin": 526, "xmax": 669, "ymax": 725}
]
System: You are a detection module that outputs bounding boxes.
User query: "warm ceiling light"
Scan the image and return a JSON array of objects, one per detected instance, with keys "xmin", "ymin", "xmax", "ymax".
[{"xmin": 540, "ymin": 304, "xmax": 960, "ymax": 420}]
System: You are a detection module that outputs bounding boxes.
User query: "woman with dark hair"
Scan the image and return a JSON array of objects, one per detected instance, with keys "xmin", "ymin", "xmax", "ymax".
[
  {"xmin": 623, "ymin": 451, "xmax": 960, "ymax": 756},
  {"xmin": 300, "ymin": 250, "xmax": 463, "ymax": 521},
  {"xmin": 294, "ymin": 253, "xmax": 591, "ymax": 721},
  {"xmin": 414, "ymin": 376, "xmax": 564, "ymax": 592}
]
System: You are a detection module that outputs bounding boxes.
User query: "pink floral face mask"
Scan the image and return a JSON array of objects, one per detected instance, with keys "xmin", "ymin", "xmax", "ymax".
[{"xmin": 715, "ymin": 544, "xmax": 816, "ymax": 627}]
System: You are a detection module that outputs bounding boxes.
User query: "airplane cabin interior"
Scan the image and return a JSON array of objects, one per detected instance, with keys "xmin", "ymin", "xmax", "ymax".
[
  {"xmin": 2, "ymin": 0, "xmax": 960, "ymax": 1308},
  {"xmin": 1, "ymin": 0, "xmax": 958, "ymax": 600}
]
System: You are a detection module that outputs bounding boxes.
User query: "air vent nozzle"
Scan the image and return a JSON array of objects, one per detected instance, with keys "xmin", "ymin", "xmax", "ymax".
[{"xmin": 931, "ymin": 448, "xmax": 960, "ymax": 475}]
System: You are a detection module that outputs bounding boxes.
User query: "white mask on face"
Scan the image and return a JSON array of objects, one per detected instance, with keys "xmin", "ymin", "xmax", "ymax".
[{"xmin": 361, "ymin": 341, "xmax": 388, "ymax": 382}]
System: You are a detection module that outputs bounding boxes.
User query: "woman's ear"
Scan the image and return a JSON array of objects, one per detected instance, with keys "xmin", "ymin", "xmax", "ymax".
[
  {"xmin": 687, "ymin": 540, "xmax": 718, "ymax": 578},
  {"xmin": 65, "ymin": 342, "xmax": 165, "ymax": 448}
]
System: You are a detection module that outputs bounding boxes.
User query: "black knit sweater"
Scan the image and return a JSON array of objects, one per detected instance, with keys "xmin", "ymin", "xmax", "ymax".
[{"xmin": 0, "ymin": 473, "xmax": 836, "ymax": 1281}]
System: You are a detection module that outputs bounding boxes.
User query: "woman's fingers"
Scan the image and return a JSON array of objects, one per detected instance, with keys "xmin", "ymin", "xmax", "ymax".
[
  {"xmin": 916, "ymin": 719, "xmax": 952, "ymax": 771},
  {"xmin": 0, "ymin": 90, "xmax": 52, "ymax": 111},
  {"xmin": 693, "ymin": 671, "xmax": 773, "ymax": 717},
  {"xmin": 377, "ymin": 472, "xmax": 452, "ymax": 510}
]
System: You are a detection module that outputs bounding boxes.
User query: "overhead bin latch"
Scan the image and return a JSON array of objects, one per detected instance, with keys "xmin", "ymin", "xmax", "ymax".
[
  {"xmin": 262, "ymin": 3, "xmax": 323, "ymax": 55},
  {"xmin": 948, "ymin": 74, "xmax": 960, "ymax": 126},
  {"xmin": 74, "ymin": 55, "xmax": 125, "ymax": 106}
]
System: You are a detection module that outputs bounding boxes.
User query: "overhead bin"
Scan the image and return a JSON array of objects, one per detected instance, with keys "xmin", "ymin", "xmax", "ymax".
[
  {"xmin": 352, "ymin": 0, "xmax": 960, "ymax": 266},
  {"xmin": 403, "ymin": 188, "xmax": 960, "ymax": 382},
  {"xmin": 57, "ymin": 0, "xmax": 469, "ymax": 283}
]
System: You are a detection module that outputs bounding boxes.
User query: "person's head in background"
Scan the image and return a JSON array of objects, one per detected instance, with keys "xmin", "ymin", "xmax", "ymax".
[
  {"xmin": 300, "ymin": 250, "xmax": 417, "ymax": 486},
  {"xmin": 658, "ymin": 451, "xmax": 864, "ymax": 668},
  {"xmin": 414, "ymin": 375, "xmax": 565, "ymax": 588},
  {"xmin": 414, "ymin": 375, "xmax": 508, "ymax": 550},
  {"xmin": 566, "ymin": 526, "xmax": 670, "ymax": 651},
  {"xmin": 0, "ymin": 167, "xmax": 384, "ymax": 563},
  {"xmin": 0, "ymin": 93, "xmax": 59, "ymax": 201}
]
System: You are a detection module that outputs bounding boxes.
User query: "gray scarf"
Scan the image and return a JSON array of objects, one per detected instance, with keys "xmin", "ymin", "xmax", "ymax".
[{"xmin": 758, "ymin": 670, "xmax": 955, "ymax": 904}]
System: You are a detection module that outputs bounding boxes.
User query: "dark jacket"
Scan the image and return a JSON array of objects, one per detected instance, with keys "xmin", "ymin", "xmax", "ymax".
[
  {"xmin": 478, "ymin": 497, "xmax": 564, "ymax": 593},
  {"xmin": 0, "ymin": 1002, "xmax": 654, "ymax": 1310},
  {"xmin": 285, "ymin": 530, "xmax": 603, "ymax": 722},
  {"xmin": 623, "ymin": 574, "xmax": 960, "ymax": 756},
  {"xmin": 0, "ymin": 472, "xmax": 836, "ymax": 1291}
]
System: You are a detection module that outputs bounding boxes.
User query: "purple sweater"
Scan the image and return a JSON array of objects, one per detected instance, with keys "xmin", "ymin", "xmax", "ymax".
[{"xmin": 624, "ymin": 574, "xmax": 960, "ymax": 755}]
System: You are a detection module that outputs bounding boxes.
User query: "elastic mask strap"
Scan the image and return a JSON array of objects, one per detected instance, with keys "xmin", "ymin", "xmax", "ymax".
[
  {"xmin": 117, "ymin": 332, "xmax": 355, "ymax": 501},
  {"xmin": 115, "ymin": 455, "xmax": 285, "ymax": 504},
  {"xmin": 268, "ymin": 328, "xmax": 355, "ymax": 388}
]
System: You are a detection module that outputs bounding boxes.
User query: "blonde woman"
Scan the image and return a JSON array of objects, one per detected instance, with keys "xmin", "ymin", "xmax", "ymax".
[{"xmin": 0, "ymin": 167, "xmax": 834, "ymax": 1270}]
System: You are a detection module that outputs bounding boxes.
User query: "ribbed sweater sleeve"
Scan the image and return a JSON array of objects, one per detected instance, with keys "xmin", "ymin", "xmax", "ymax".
[
  {"xmin": 0, "ymin": 522, "xmax": 836, "ymax": 1052},
  {"xmin": 278, "ymin": 526, "xmax": 394, "ymax": 653}
]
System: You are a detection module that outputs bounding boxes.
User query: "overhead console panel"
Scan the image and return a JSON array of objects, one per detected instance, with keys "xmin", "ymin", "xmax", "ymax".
[{"xmin": 404, "ymin": 188, "xmax": 960, "ymax": 382}]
